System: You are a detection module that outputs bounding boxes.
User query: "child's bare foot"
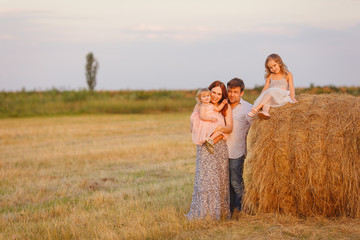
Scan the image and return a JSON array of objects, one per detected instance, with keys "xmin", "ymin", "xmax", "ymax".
[
  {"xmin": 258, "ymin": 111, "xmax": 271, "ymax": 120},
  {"xmin": 204, "ymin": 139, "xmax": 214, "ymax": 154},
  {"xmin": 247, "ymin": 108, "xmax": 259, "ymax": 117}
]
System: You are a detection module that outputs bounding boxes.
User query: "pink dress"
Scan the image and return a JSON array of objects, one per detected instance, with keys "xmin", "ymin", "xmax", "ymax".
[{"xmin": 190, "ymin": 104, "xmax": 225, "ymax": 145}]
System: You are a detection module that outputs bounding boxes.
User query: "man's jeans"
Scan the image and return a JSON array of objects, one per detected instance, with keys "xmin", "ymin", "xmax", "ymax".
[{"xmin": 229, "ymin": 155, "xmax": 245, "ymax": 213}]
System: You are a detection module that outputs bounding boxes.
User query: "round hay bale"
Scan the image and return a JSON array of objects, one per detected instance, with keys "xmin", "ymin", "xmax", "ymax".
[{"xmin": 243, "ymin": 94, "xmax": 360, "ymax": 217}]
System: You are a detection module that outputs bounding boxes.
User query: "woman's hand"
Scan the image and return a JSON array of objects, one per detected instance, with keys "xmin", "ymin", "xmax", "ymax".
[{"xmin": 214, "ymin": 125, "xmax": 223, "ymax": 132}]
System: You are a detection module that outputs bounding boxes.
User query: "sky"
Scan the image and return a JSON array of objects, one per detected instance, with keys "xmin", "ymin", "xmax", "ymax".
[{"xmin": 1, "ymin": 0, "xmax": 359, "ymax": 91}]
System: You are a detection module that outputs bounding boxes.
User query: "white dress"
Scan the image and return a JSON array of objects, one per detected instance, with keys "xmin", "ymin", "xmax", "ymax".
[{"xmin": 253, "ymin": 78, "xmax": 294, "ymax": 108}]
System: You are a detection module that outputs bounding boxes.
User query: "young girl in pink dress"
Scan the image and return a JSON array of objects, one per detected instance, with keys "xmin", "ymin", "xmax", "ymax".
[
  {"xmin": 248, "ymin": 53, "xmax": 297, "ymax": 120},
  {"xmin": 190, "ymin": 88, "xmax": 228, "ymax": 153}
]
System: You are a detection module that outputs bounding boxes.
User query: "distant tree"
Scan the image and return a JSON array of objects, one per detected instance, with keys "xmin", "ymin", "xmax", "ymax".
[{"xmin": 85, "ymin": 52, "xmax": 99, "ymax": 91}]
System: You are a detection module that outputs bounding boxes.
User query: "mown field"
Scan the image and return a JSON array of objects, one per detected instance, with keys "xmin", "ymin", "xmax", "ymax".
[{"xmin": 1, "ymin": 113, "xmax": 360, "ymax": 239}]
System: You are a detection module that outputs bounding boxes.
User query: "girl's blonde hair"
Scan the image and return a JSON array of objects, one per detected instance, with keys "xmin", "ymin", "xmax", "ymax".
[
  {"xmin": 264, "ymin": 53, "xmax": 289, "ymax": 79},
  {"xmin": 195, "ymin": 88, "xmax": 210, "ymax": 103}
]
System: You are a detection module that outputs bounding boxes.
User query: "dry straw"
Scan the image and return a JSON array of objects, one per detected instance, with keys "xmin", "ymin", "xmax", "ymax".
[{"xmin": 243, "ymin": 94, "xmax": 360, "ymax": 217}]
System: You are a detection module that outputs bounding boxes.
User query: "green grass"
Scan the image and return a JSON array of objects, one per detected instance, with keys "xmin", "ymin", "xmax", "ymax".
[
  {"xmin": 1, "ymin": 86, "xmax": 359, "ymax": 118},
  {"xmin": 0, "ymin": 90, "xmax": 197, "ymax": 118}
]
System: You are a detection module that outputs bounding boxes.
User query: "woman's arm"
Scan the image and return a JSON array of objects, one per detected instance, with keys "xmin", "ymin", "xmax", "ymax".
[
  {"xmin": 212, "ymin": 134, "xmax": 223, "ymax": 144},
  {"xmin": 199, "ymin": 105, "xmax": 217, "ymax": 122},
  {"xmin": 214, "ymin": 103, "xmax": 233, "ymax": 134},
  {"xmin": 287, "ymin": 72, "xmax": 297, "ymax": 102}
]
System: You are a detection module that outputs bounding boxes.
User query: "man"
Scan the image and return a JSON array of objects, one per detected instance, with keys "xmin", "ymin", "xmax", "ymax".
[{"xmin": 226, "ymin": 77, "xmax": 253, "ymax": 214}]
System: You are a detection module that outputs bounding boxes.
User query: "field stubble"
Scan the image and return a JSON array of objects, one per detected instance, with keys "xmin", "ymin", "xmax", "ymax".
[{"xmin": 1, "ymin": 113, "xmax": 360, "ymax": 239}]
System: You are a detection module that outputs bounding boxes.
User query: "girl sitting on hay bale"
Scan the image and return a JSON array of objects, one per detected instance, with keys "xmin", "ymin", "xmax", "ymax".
[{"xmin": 248, "ymin": 53, "xmax": 297, "ymax": 120}]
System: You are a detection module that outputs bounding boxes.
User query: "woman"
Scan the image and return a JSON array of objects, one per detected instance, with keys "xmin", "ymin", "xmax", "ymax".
[{"xmin": 187, "ymin": 81, "xmax": 233, "ymax": 220}]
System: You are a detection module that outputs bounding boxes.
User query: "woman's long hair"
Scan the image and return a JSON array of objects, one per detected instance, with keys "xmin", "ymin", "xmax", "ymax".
[{"xmin": 208, "ymin": 80, "xmax": 228, "ymax": 117}]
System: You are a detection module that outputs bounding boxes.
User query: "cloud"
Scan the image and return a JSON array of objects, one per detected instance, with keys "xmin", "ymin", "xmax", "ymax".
[
  {"xmin": 0, "ymin": 1, "xmax": 359, "ymax": 91},
  {"xmin": 0, "ymin": 34, "xmax": 17, "ymax": 40},
  {"xmin": 119, "ymin": 24, "xmax": 214, "ymax": 43},
  {"xmin": 0, "ymin": 8, "xmax": 30, "ymax": 13},
  {"xmin": 119, "ymin": 23, "xmax": 310, "ymax": 44},
  {"xmin": 0, "ymin": 8, "xmax": 53, "ymax": 17}
]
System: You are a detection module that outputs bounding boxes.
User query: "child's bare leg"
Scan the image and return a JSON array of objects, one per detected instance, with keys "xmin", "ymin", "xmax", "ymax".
[
  {"xmin": 248, "ymin": 105, "xmax": 262, "ymax": 117},
  {"xmin": 204, "ymin": 131, "xmax": 223, "ymax": 154},
  {"xmin": 262, "ymin": 105, "xmax": 270, "ymax": 114},
  {"xmin": 205, "ymin": 131, "xmax": 223, "ymax": 147},
  {"xmin": 253, "ymin": 93, "xmax": 272, "ymax": 111},
  {"xmin": 209, "ymin": 131, "xmax": 222, "ymax": 140},
  {"xmin": 253, "ymin": 104, "xmax": 262, "ymax": 112},
  {"xmin": 257, "ymin": 93, "xmax": 272, "ymax": 109},
  {"xmin": 249, "ymin": 93, "xmax": 273, "ymax": 117}
]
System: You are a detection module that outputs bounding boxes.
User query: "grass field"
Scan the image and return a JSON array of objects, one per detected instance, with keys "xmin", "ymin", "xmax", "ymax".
[
  {"xmin": 1, "ymin": 86, "xmax": 358, "ymax": 118},
  {"xmin": 1, "ymin": 113, "xmax": 360, "ymax": 239}
]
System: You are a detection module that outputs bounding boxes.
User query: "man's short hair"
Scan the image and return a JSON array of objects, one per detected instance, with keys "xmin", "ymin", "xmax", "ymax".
[{"xmin": 227, "ymin": 78, "xmax": 245, "ymax": 92}]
